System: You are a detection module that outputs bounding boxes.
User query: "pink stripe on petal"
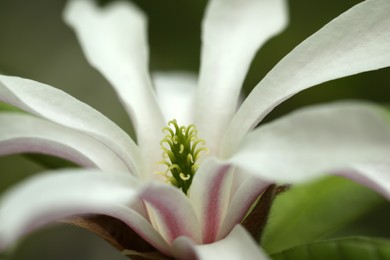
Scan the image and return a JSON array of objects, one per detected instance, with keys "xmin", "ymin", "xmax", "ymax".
[
  {"xmin": 0, "ymin": 75, "xmax": 141, "ymax": 174},
  {"xmin": 0, "ymin": 170, "xmax": 172, "ymax": 255},
  {"xmin": 112, "ymin": 205, "xmax": 172, "ymax": 256},
  {"xmin": 189, "ymin": 160, "xmax": 234, "ymax": 244},
  {"xmin": 0, "ymin": 113, "xmax": 129, "ymax": 171},
  {"xmin": 0, "ymin": 138, "xmax": 96, "ymax": 168},
  {"xmin": 202, "ymin": 165, "xmax": 232, "ymax": 244},
  {"xmin": 140, "ymin": 184, "xmax": 201, "ymax": 245},
  {"xmin": 219, "ymin": 174, "xmax": 269, "ymax": 239}
]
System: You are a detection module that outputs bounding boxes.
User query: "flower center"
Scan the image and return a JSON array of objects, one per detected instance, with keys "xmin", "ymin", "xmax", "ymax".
[{"xmin": 158, "ymin": 119, "xmax": 207, "ymax": 194}]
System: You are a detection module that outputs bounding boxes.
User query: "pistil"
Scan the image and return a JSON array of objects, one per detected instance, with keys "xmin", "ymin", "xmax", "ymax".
[{"xmin": 158, "ymin": 119, "xmax": 207, "ymax": 194}]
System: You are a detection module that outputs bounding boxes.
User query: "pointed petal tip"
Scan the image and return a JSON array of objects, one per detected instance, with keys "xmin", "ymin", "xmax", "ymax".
[
  {"xmin": 64, "ymin": 0, "xmax": 165, "ymax": 175},
  {"xmin": 64, "ymin": 0, "xmax": 147, "ymax": 27},
  {"xmin": 196, "ymin": 0, "xmax": 289, "ymax": 154}
]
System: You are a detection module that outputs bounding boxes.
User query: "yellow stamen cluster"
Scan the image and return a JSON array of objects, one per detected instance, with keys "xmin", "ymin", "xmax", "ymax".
[{"xmin": 158, "ymin": 119, "xmax": 207, "ymax": 194}]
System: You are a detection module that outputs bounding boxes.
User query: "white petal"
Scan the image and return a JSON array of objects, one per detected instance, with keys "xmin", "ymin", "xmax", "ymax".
[
  {"xmin": 172, "ymin": 225, "xmax": 269, "ymax": 260},
  {"xmin": 338, "ymin": 162, "xmax": 390, "ymax": 200},
  {"xmin": 0, "ymin": 112, "xmax": 128, "ymax": 171},
  {"xmin": 230, "ymin": 102, "xmax": 390, "ymax": 183},
  {"xmin": 64, "ymin": 0, "xmax": 165, "ymax": 173},
  {"xmin": 140, "ymin": 183, "xmax": 202, "ymax": 245},
  {"xmin": 154, "ymin": 72, "xmax": 197, "ymax": 125},
  {"xmin": 0, "ymin": 170, "xmax": 140, "ymax": 249},
  {"xmin": 195, "ymin": 0, "xmax": 288, "ymax": 154},
  {"xmin": 223, "ymin": 0, "xmax": 390, "ymax": 156},
  {"xmin": 0, "ymin": 75, "xmax": 140, "ymax": 175},
  {"xmin": 115, "ymin": 205, "xmax": 172, "ymax": 256}
]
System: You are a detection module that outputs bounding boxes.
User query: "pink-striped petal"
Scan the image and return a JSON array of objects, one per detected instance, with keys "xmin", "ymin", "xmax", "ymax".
[
  {"xmin": 0, "ymin": 170, "xmax": 137, "ymax": 249},
  {"xmin": 188, "ymin": 159, "xmax": 233, "ymax": 243},
  {"xmin": 0, "ymin": 112, "xmax": 128, "ymax": 171},
  {"xmin": 172, "ymin": 225, "xmax": 270, "ymax": 260},
  {"xmin": 140, "ymin": 183, "xmax": 201, "ymax": 245},
  {"xmin": 0, "ymin": 169, "xmax": 174, "ymax": 255},
  {"xmin": 64, "ymin": 0, "xmax": 165, "ymax": 175},
  {"xmin": 223, "ymin": 0, "xmax": 390, "ymax": 156},
  {"xmin": 229, "ymin": 102, "xmax": 390, "ymax": 183},
  {"xmin": 115, "ymin": 205, "xmax": 171, "ymax": 256},
  {"xmin": 0, "ymin": 75, "xmax": 140, "ymax": 175},
  {"xmin": 195, "ymin": 0, "xmax": 288, "ymax": 155},
  {"xmin": 218, "ymin": 172, "xmax": 269, "ymax": 240}
]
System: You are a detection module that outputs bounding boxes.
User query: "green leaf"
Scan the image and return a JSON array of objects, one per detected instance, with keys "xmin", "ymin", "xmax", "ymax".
[
  {"xmin": 262, "ymin": 176, "xmax": 386, "ymax": 254},
  {"xmin": 271, "ymin": 237, "xmax": 390, "ymax": 260}
]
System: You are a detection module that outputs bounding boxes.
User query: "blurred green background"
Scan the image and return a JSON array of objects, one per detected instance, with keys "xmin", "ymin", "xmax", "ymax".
[{"xmin": 0, "ymin": 0, "xmax": 389, "ymax": 259}]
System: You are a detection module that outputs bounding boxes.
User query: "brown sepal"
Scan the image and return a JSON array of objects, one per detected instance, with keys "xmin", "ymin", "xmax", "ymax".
[{"xmin": 63, "ymin": 215, "xmax": 169, "ymax": 259}]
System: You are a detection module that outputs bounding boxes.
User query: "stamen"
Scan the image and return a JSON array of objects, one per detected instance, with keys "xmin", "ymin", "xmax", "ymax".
[
  {"xmin": 187, "ymin": 154, "xmax": 194, "ymax": 164},
  {"xmin": 179, "ymin": 144, "xmax": 184, "ymax": 154},
  {"xmin": 180, "ymin": 172, "xmax": 190, "ymax": 181}
]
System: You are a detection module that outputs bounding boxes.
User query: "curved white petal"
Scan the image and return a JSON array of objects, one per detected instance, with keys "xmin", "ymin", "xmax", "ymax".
[
  {"xmin": 337, "ymin": 162, "xmax": 390, "ymax": 200},
  {"xmin": 229, "ymin": 102, "xmax": 390, "ymax": 183},
  {"xmin": 140, "ymin": 183, "xmax": 202, "ymax": 245},
  {"xmin": 172, "ymin": 225, "xmax": 269, "ymax": 260},
  {"xmin": 64, "ymin": 0, "xmax": 165, "ymax": 174},
  {"xmin": 219, "ymin": 172, "xmax": 268, "ymax": 240},
  {"xmin": 154, "ymin": 72, "xmax": 197, "ymax": 125},
  {"xmin": 0, "ymin": 75, "xmax": 140, "ymax": 175},
  {"xmin": 0, "ymin": 170, "xmax": 140, "ymax": 249},
  {"xmin": 223, "ymin": 0, "xmax": 390, "ymax": 156},
  {"xmin": 113, "ymin": 204, "xmax": 172, "ymax": 256},
  {"xmin": 188, "ymin": 159, "xmax": 233, "ymax": 244},
  {"xmin": 0, "ymin": 112, "xmax": 128, "ymax": 171},
  {"xmin": 195, "ymin": 0, "xmax": 288, "ymax": 154}
]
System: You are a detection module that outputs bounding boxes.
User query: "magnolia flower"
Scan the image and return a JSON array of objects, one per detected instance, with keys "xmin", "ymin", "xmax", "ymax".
[{"xmin": 1, "ymin": 0, "xmax": 390, "ymax": 259}]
